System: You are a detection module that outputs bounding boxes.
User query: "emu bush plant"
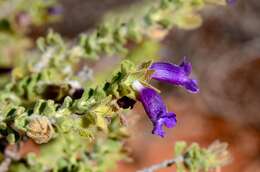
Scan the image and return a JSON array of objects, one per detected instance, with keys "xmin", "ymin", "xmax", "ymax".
[{"xmin": 0, "ymin": 0, "xmax": 233, "ymax": 171}]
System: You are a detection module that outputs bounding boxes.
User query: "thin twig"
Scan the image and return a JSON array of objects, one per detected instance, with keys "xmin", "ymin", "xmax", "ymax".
[{"xmin": 137, "ymin": 156, "xmax": 184, "ymax": 172}]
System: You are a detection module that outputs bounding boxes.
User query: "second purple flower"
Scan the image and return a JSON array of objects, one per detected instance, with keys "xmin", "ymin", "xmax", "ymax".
[
  {"xmin": 149, "ymin": 57, "xmax": 199, "ymax": 93},
  {"xmin": 132, "ymin": 81, "xmax": 177, "ymax": 137}
]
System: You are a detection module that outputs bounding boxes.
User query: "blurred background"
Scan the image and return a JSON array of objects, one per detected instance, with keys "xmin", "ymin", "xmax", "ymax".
[{"xmin": 3, "ymin": 0, "xmax": 260, "ymax": 171}]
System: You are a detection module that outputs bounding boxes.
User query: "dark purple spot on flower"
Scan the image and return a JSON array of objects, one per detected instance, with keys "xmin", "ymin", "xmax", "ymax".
[
  {"xmin": 72, "ymin": 88, "xmax": 84, "ymax": 99},
  {"xmin": 117, "ymin": 96, "xmax": 136, "ymax": 109}
]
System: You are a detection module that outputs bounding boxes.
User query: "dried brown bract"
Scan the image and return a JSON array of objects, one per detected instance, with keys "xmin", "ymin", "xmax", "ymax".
[{"xmin": 26, "ymin": 115, "xmax": 55, "ymax": 144}]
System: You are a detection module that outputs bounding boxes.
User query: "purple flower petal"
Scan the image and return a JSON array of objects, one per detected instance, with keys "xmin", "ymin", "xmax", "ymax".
[
  {"xmin": 149, "ymin": 57, "xmax": 199, "ymax": 93},
  {"xmin": 132, "ymin": 81, "xmax": 177, "ymax": 137}
]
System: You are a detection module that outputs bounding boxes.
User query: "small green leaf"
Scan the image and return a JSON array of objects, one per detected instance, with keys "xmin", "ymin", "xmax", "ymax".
[
  {"xmin": 7, "ymin": 133, "xmax": 16, "ymax": 144},
  {"xmin": 175, "ymin": 141, "xmax": 187, "ymax": 157},
  {"xmin": 37, "ymin": 37, "xmax": 46, "ymax": 52}
]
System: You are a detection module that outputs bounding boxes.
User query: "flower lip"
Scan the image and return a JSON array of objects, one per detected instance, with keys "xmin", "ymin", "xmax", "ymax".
[
  {"xmin": 132, "ymin": 80, "xmax": 177, "ymax": 137},
  {"xmin": 149, "ymin": 57, "xmax": 199, "ymax": 93}
]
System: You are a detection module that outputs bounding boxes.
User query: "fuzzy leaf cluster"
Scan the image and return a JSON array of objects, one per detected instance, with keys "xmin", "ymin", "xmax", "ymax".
[
  {"xmin": 78, "ymin": 0, "xmax": 225, "ymax": 59},
  {"xmin": 174, "ymin": 141, "xmax": 231, "ymax": 172},
  {"xmin": 0, "ymin": 60, "xmax": 150, "ymax": 144}
]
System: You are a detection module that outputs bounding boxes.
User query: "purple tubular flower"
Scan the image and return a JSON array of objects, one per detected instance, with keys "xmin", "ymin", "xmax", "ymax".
[
  {"xmin": 149, "ymin": 57, "xmax": 199, "ymax": 93},
  {"xmin": 132, "ymin": 81, "xmax": 177, "ymax": 137}
]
